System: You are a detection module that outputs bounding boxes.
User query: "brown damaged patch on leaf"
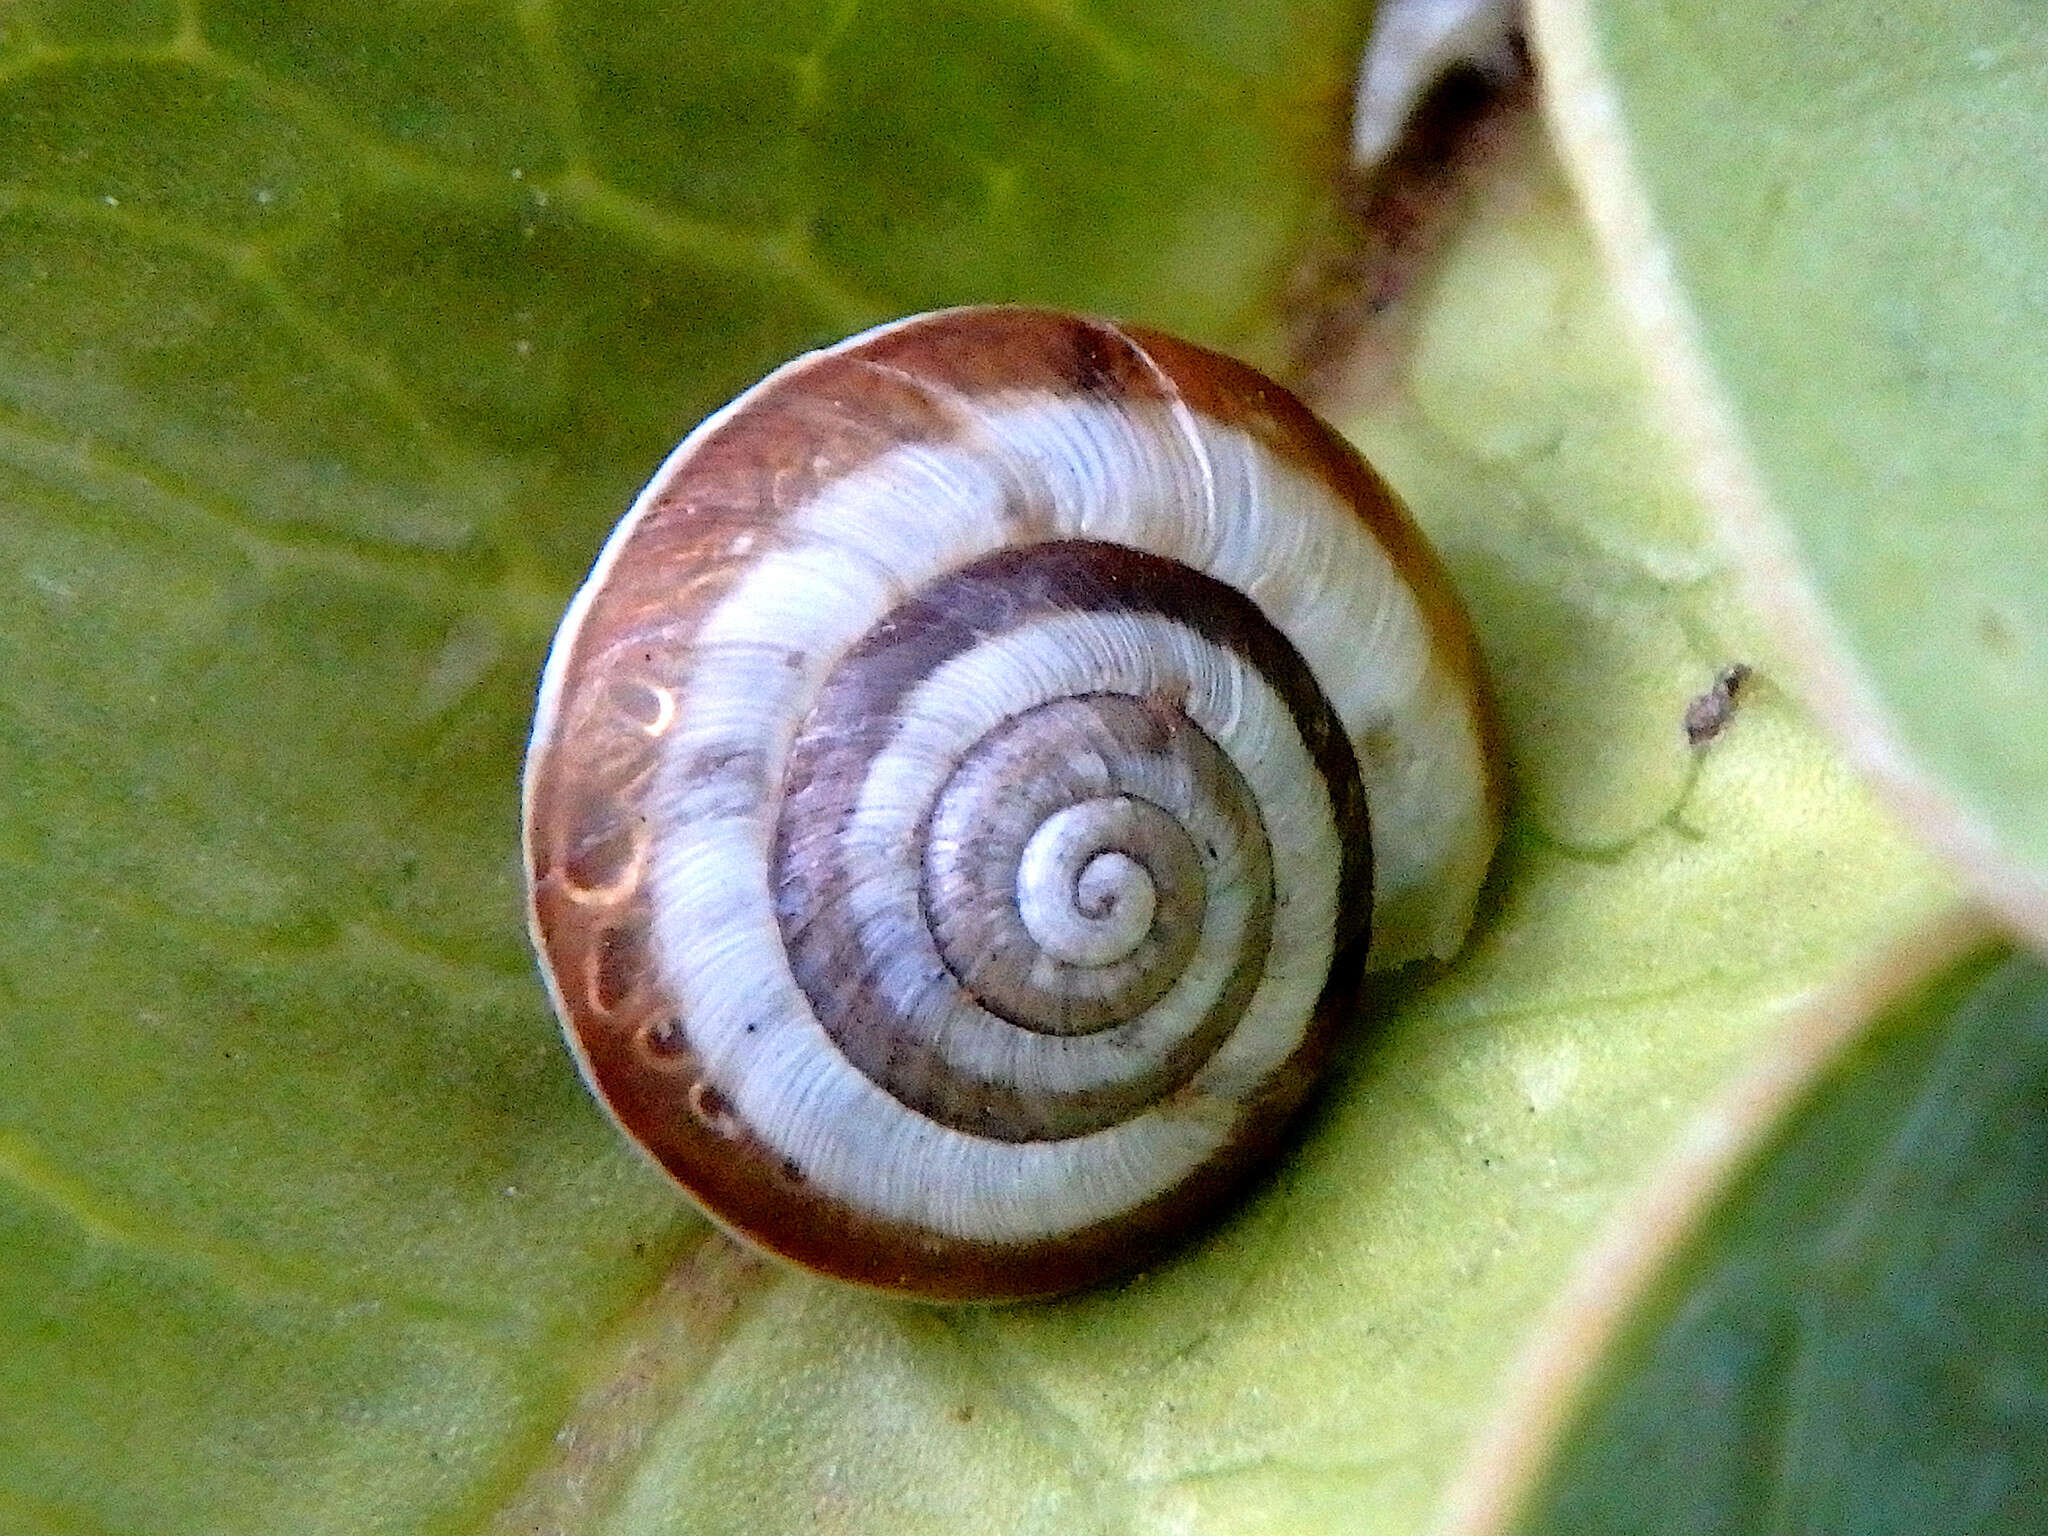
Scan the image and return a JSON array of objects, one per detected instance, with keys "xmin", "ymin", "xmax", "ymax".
[{"xmin": 1288, "ymin": 53, "xmax": 1539, "ymax": 406}]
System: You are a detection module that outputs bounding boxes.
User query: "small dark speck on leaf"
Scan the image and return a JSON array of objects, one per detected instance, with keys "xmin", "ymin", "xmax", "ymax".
[
  {"xmin": 1979, "ymin": 609, "xmax": 2018, "ymax": 657},
  {"xmin": 1685, "ymin": 663, "xmax": 1753, "ymax": 746}
]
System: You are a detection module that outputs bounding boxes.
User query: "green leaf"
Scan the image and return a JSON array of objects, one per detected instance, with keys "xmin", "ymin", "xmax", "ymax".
[
  {"xmin": 1532, "ymin": 0, "xmax": 2048, "ymax": 943},
  {"xmin": 1503, "ymin": 931, "xmax": 2048, "ymax": 1534},
  {"xmin": 0, "ymin": 5, "xmax": 1965, "ymax": 1534},
  {"xmin": 0, "ymin": 3, "xmax": 1360, "ymax": 1531}
]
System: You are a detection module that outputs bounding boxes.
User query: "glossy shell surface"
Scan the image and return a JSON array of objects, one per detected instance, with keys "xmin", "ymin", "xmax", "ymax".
[{"xmin": 523, "ymin": 307, "xmax": 1497, "ymax": 1299}]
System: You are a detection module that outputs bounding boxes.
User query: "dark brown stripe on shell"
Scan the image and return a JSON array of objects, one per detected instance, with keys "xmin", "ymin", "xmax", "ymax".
[
  {"xmin": 922, "ymin": 696, "xmax": 1224, "ymax": 1033},
  {"xmin": 563, "ymin": 920, "xmax": 1367, "ymax": 1301},
  {"xmin": 770, "ymin": 540, "xmax": 1368, "ymax": 1143},
  {"xmin": 777, "ymin": 540, "xmax": 1371, "ymax": 941}
]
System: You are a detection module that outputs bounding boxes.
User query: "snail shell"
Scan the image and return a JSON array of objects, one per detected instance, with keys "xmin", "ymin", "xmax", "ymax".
[{"xmin": 522, "ymin": 307, "xmax": 1498, "ymax": 1300}]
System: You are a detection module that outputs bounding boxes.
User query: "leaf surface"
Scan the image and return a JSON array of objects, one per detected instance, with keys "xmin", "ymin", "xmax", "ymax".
[
  {"xmin": 1502, "ymin": 933, "xmax": 2048, "ymax": 1535},
  {"xmin": 0, "ymin": 6, "xmax": 1961, "ymax": 1534},
  {"xmin": 1534, "ymin": 0, "xmax": 2048, "ymax": 941}
]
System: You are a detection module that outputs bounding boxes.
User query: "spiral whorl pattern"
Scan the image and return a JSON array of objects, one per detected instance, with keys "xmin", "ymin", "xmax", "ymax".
[
  {"xmin": 523, "ymin": 308, "xmax": 1499, "ymax": 1298},
  {"xmin": 773, "ymin": 539, "xmax": 1364, "ymax": 1146}
]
